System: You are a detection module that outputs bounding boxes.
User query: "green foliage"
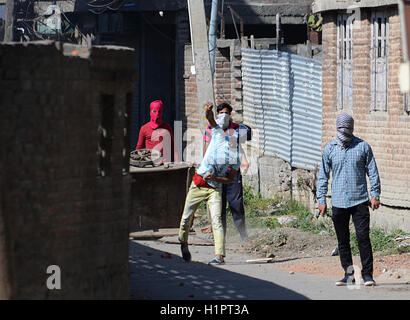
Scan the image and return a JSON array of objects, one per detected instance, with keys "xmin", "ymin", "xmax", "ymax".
[
  {"xmin": 297, "ymin": 177, "xmax": 304, "ymax": 188},
  {"xmin": 243, "ymin": 184, "xmax": 257, "ymax": 206},
  {"xmin": 285, "ymin": 204, "xmax": 335, "ymax": 236},
  {"xmin": 242, "ymin": 184, "xmax": 336, "ymax": 235},
  {"xmin": 288, "ymin": 212, "xmax": 333, "ymax": 235},
  {"xmin": 350, "ymin": 229, "xmax": 409, "ymax": 255},
  {"xmin": 243, "ymin": 184, "xmax": 276, "ymax": 215},
  {"xmin": 284, "ymin": 199, "xmax": 310, "ymax": 215},
  {"xmin": 264, "ymin": 217, "xmax": 280, "ymax": 230}
]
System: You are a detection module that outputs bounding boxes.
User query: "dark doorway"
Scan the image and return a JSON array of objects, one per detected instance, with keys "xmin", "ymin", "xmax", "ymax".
[{"xmin": 132, "ymin": 16, "xmax": 176, "ymax": 150}]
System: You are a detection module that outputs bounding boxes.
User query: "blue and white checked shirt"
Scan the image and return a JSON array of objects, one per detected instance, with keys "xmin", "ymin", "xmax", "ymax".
[{"xmin": 317, "ymin": 137, "xmax": 381, "ymax": 208}]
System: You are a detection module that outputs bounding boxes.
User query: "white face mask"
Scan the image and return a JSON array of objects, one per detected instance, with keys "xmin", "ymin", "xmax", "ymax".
[{"xmin": 216, "ymin": 113, "xmax": 230, "ymax": 130}]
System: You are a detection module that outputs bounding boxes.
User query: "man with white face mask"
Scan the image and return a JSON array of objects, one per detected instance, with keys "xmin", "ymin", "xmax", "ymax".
[
  {"xmin": 203, "ymin": 103, "xmax": 249, "ymax": 242},
  {"xmin": 178, "ymin": 102, "xmax": 240, "ymax": 265}
]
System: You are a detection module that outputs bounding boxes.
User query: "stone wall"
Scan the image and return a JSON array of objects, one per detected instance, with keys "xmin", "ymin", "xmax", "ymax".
[
  {"xmin": 0, "ymin": 41, "xmax": 135, "ymax": 299},
  {"xmin": 243, "ymin": 154, "xmax": 318, "ymax": 214}
]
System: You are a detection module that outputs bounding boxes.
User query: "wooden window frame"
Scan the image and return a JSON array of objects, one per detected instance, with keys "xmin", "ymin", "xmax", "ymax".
[
  {"xmin": 337, "ymin": 13, "xmax": 354, "ymax": 110},
  {"xmin": 370, "ymin": 10, "xmax": 390, "ymax": 112}
]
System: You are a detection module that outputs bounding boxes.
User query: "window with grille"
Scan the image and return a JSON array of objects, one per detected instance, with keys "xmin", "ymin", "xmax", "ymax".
[
  {"xmin": 337, "ymin": 14, "xmax": 354, "ymax": 110},
  {"xmin": 370, "ymin": 11, "xmax": 389, "ymax": 111}
]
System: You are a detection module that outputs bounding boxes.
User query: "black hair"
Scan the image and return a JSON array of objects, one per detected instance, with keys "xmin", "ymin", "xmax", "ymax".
[{"xmin": 216, "ymin": 102, "xmax": 233, "ymax": 113}]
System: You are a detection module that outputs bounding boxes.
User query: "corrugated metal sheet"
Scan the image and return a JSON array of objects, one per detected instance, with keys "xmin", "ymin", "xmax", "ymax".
[{"xmin": 242, "ymin": 48, "xmax": 322, "ymax": 171}]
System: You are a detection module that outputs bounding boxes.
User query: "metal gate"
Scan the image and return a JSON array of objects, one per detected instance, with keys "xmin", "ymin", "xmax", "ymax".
[{"xmin": 242, "ymin": 48, "xmax": 323, "ymax": 171}]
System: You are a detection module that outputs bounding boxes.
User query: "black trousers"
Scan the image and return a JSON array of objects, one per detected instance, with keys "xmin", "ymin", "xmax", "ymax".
[
  {"xmin": 221, "ymin": 172, "xmax": 247, "ymax": 239},
  {"xmin": 332, "ymin": 201, "xmax": 373, "ymax": 276}
]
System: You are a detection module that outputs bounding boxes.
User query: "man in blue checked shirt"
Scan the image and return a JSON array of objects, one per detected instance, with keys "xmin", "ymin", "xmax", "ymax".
[{"xmin": 317, "ymin": 114, "xmax": 381, "ymax": 287}]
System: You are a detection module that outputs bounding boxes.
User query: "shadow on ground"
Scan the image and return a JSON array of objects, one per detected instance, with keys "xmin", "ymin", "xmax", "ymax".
[{"xmin": 129, "ymin": 241, "xmax": 308, "ymax": 300}]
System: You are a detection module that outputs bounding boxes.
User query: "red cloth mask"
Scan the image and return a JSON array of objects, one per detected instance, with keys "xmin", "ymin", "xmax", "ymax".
[{"xmin": 149, "ymin": 100, "xmax": 164, "ymax": 130}]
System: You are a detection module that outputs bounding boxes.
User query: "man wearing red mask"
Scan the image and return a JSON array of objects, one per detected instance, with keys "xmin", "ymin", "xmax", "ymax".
[{"xmin": 136, "ymin": 100, "xmax": 178, "ymax": 162}]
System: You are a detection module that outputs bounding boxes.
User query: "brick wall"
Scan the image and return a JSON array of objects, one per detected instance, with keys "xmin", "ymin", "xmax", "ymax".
[
  {"xmin": 213, "ymin": 41, "xmax": 244, "ymax": 123},
  {"xmin": 182, "ymin": 45, "xmax": 200, "ymax": 132},
  {"xmin": 214, "ymin": 47, "xmax": 232, "ymax": 105},
  {"xmin": 0, "ymin": 41, "xmax": 135, "ymax": 299},
  {"xmin": 321, "ymin": 12, "xmax": 339, "ymax": 141},
  {"xmin": 321, "ymin": 7, "xmax": 410, "ymax": 230}
]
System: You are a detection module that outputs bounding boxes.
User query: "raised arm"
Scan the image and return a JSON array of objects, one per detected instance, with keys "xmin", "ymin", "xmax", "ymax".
[{"xmin": 205, "ymin": 102, "xmax": 217, "ymax": 128}]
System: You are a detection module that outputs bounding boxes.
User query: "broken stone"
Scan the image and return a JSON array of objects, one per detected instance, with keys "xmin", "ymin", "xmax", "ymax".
[
  {"xmin": 395, "ymin": 274, "xmax": 401, "ymax": 279},
  {"xmin": 277, "ymin": 215, "xmax": 297, "ymax": 226},
  {"xmin": 266, "ymin": 253, "xmax": 276, "ymax": 258},
  {"xmin": 289, "ymin": 271, "xmax": 294, "ymax": 275},
  {"xmin": 331, "ymin": 247, "xmax": 339, "ymax": 256}
]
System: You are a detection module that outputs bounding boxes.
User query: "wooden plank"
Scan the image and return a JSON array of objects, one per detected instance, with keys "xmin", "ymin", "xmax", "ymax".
[
  {"xmin": 159, "ymin": 238, "xmax": 214, "ymax": 246},
  {"xmin": 246, "ymin": 258, "xmax": 275, "ymax": 263},
  {"xmin": 158, "ymin": 235, "xmax": 214, "ymax": 246},
  {"xmin": 129, "ymin": 229, "xmax": 195, "ymax": 239}
]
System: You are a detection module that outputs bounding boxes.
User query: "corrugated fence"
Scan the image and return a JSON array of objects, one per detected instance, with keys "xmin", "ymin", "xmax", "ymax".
[{"xmin": 242, "ymin": 48, "xmax": 323, "ymax": 171}]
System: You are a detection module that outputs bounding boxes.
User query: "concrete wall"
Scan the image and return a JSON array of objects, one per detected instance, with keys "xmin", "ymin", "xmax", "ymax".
[
  {"xmin": 321, "ymin": 7, "xmax": 410, "ymax": 232},
  {"xmin": 129, "ymin": 166, "xmax": 195, "ymax": 231},
  {"xmin": 0, "ymin": 41, "xmax": 135, "ymax": 299},
  {"xmin": 313, "ymin": 0, "xmax": 398, "ymax": 14},
  {"xmin": 243, "ymin": 154, "xmax": 318, "ymax": 214}
]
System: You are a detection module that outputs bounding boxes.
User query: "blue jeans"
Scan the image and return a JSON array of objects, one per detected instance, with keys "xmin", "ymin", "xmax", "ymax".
[{"xmin": 221, "ymin": 173, "xmax": 247, "ymax": 239}]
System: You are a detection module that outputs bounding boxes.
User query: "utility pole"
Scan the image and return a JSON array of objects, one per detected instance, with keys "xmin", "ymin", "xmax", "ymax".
[
  {"xmin": 187, "ymin": 0, "xmax": 216, "ymax": 136},
  {"xmin": 4, "ymin": 0, "xmax": 15, "ymax": 42},
  {"xmin": 208, "ymin": 0, "xmax": 218, "ymax": 76}
]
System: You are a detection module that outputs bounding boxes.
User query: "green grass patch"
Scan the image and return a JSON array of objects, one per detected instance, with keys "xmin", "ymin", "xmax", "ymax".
[{"xmin": 350, "ymin": 228, "xmax": 409, "ymax": 255}]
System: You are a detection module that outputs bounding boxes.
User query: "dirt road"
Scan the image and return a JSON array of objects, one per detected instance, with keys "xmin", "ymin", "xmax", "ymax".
[{"xmin": 130, "ymin": 236, "xmax": 410, "ymax": 300}]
